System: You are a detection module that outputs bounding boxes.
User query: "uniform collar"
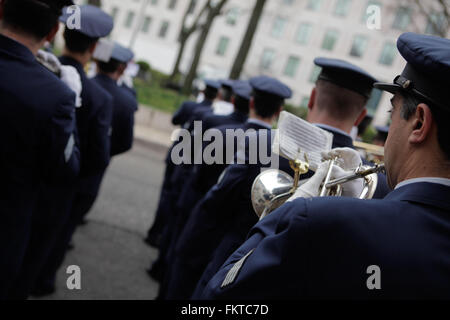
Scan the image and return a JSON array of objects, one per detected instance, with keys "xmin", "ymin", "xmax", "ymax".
[
  {"xmin": 199, "ymin": 99, "xmax": 213, "ymax": 107},
  {"xmin": 95, "ymin": 73, "xmax": 117, "ymax": 86},
  {"xmin": 385, "ymin": 182, "xmax": 450, "ymax": 211},
  {"xmin": 396, "ymin": 178, "xmax": 450, "ymax": 190},
  {"xmin": 247, "ymin": 118, "xmax": 272, "ymax": 130},
  {"xmin": 231, "ymin": 111, "xmax": 248, "ymax": 123},
  {"xmin": 315, "ymin": 124, "xmax": 354, "ymax": 148},
  {"xmin": 0, "ymin": 34, "xmax": 36, "ymax": 62},
  {"xmin": 59, "ymin": 55, "xmax": 86, "ymax": 76}
]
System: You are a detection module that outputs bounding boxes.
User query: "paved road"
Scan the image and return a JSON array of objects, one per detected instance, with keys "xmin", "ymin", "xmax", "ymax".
[{"xmin": 39, "ymin": 140, "xmax": 168, "ymax": 300}]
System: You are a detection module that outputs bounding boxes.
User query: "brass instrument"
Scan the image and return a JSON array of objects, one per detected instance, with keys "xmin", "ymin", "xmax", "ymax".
[
  {"xmin": 354, "ymin": 141, "xmax": 385, "ymax": 163},
  {"xmin": 251, "ymin": 150, "xmax": 386, "ymax": 220}
]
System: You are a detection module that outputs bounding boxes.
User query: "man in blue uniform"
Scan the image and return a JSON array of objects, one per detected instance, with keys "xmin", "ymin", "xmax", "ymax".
[
  {"xmin": 202, "ymin": 80, "xmax": 251, "ymax": 131},
  {"xmin": 145, "ymin": 81, "xmax": 220, "ymax": 248},
  {"xmin": 0, "ymin": 0, "xmax": 79, "ymax": 299},
  {"xmin": 153, "ymin": 81, "xmax": 252, "ymax": 296},
  {"xmin": 32, "ymin": 4, "xmax": 114, "ymax": 296},
  {"xmin": 169, "ymin": 58, "xmax": 390, "ymax": 300},
  {"xmin": 201, "ymin": 33, "xmax": 450, "ymax": 300},
  {"xmin": 211, "ymin": 79, "xmax": 235, "ymax": 116},
  {"xmin": 166, "ymin": 81, "xmax": 252, "ymax": 252},
  {"xmin": 94, "ymin": 42, "xmax": 138, "ymax": 157},
  {"xmin": 161, "ymin": 76, "xmax": 293, "ymax": 300}
]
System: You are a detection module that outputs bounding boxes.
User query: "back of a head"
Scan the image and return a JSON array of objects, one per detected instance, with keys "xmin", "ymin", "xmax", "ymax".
[
  {"xmin": 253, "ymin": 90, "xmax": 284, "ymax": 118},
  {"xmin": 220, "ymin": 87, "xmax": 233, "ymax": 103},
  {"xmin": 63, "ymin": 28, "xmax": 98, "ymax": 54},
  {"xmin": 234, "ymin": 95, "xmax": 250, "ymax": 115},
  {"xmin": 2, "ymin": 0, "xmax": 71, "ymax": 40},
  {"xmin": 204, "ymin": 87, "xmax": 218, "ymax": 101},
  {"xmin": 97, "ymin": 58, "xmax": 123, "ymax": 74},
  {"xmin": 314, "ymin": 79, "xmax": 367, "ymax": 121}
]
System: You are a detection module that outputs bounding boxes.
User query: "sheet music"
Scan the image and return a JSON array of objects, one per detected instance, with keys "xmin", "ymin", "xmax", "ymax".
[{"xmin": 273, "ymin": 111, "xmax": 333, "ymax": 171}]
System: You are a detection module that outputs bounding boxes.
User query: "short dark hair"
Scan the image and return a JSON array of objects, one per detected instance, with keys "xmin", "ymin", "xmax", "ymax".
[
  {"xmin": 63, "ymin": 28, "xmax": 99, "ymax": 54},
  {"xmin": 220, "ymin": 87, "xmax": 233, "ymax": 102},
  {"xmin": 2, "ymin": 0, "xmax": 69, "ymax": 40},
  {"xmin": 97, "ymin": 58, "xmax": 124, "ymax": 74},
  {"xmin": 204, "ymin": 87, "xmax": 218, "ymax": 100},
  {"xmin": 233, "ymin": 95, "xmax": 250, "ymax": 115},
  {"xmin": 400, "ymin": 92, "xmax": 450, "ymax": 160},
  {"xmin": 253, "ymin": 90, "xmax": 284, "ymax": 118},
  {"xmin": 315, "ymin": 79, "xmax": 367, "ymax": 121}
]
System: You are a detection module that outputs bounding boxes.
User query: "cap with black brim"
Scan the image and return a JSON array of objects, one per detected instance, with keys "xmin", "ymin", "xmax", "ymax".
[
  {"xmin": 59, "ymin": 4, "xmax": 114, "ymax": 38},
  {"xmin": 314, "ymin": 57, "xmax": 377, "ymax": 99},
  {"xmin": 374, "ymin": 33, "xmax": 450, "ymax": 113}
]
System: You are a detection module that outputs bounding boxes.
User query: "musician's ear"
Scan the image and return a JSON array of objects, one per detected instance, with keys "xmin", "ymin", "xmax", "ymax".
[
  {"xmin": 409, "ymin": 103, "xmax": 432, "ymax": 144},
  {"xmin": 45, "ymin": 23, "xmax": 59, "ymax": 43},
  {"xmin": 117, "ymin": 63, "xmax": 127, "ymax": 76},
  {"xmin": 354, "ymin": 108, "xmax": 368, "ymax": 127},
  {"xmin": 308, "ymin": 88, "xmax": 316, "ymax": 111}
]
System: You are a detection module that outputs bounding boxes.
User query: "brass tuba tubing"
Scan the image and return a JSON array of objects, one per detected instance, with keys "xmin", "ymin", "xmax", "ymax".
[{"xmin": 325, "ymin": 164, "xmax": 385, "ymax": 189}]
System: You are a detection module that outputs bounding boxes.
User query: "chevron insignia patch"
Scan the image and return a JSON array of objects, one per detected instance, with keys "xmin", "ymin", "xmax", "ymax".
[{"xmin": 221, "ymin": 249, "xmax": 255, "ymax": 288}]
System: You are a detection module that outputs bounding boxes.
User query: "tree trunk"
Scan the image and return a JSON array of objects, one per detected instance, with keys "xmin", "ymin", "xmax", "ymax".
[
  {"xmin": 169, "ymin": 0, "xmax": 210, "ymax": 84},
  {"xmin": 168, "ymin": 33, "xmax": 189, "ymax": 83},
  {"xmin": 182, "ymin": 0, "xmax": 228, "ymax": 95},
  {"xmin": 229, "ymin": 0, "xmax": 267, "ymax": 79},
  {"xmin": 87, "ymin": 0, "xmax": 101, "ymax": 7}
]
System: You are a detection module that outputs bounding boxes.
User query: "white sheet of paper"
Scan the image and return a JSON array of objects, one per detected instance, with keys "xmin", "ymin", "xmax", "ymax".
[{"xmin": 273, "ymin": 111, "xmax": 333, "ymax": 171}]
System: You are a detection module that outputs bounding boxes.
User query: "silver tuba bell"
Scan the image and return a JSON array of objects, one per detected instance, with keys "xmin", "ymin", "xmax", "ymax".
[{"xmin": 251, "ymin": 153, "xmax": 385, "ymax": 220}]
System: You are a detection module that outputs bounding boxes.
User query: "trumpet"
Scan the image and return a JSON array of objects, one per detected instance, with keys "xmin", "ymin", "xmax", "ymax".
[{"xmin": 251, "ymin": 155, "xmax": 385, "ymax": 220}]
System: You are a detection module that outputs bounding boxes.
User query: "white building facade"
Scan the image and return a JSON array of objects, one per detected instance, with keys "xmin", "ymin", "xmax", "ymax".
[{"xmin": 93, "ymin": 0, "xmax": 447, "ymax": 126}]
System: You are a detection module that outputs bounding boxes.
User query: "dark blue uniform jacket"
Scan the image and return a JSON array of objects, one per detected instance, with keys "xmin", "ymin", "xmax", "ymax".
[
  {"xmin": 0, "ymin": 35, "xmax": 79, "ymax": 298},
  {"xmin": 201, "ymin": 182, "xmax": 450, "ymax": 300}
]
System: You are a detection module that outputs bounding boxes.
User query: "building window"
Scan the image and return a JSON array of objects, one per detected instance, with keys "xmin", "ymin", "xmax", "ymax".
[
  {"xmin": 187, "ymin": 0, "xmax": 197, "ymax": 14},
  {"xmin": 124, "ymin": 11, "xmax": 135, "ymax": 28},
  {"xmin": 260, "ymin": 48, "xmax": 276, "ymax": 70},
  {"xmin": 295, "ymin": 23, "xmax": 313, "ymax": 45},
  {"xmin": 366, "ymin": 88, "xmax": 383, "ymax": 116},
  {"xmin": 216, "ymin": 36, "xmax": 230, "ymax": 56},
  {"xmin": 361, "ymin": 1, "xmax": 381, "ymax": 22},
  {"xmin": 321, "ymin": 29, "xmax": 339, "ymax": 51},
  {"xmin": 283, "ymin": 0, "xmax": 294, "ymax": 5},
  {"xmin": 334, "ymin": 0, "xmax": 352, "ymax": 17},
  {"xmin": 379, "ymin": 42, "xmax": 396, "ymax": 66},
  {"xmin": 309, "ymin": 65, "xmax": 322, "ymax": 83},
  {"xmin": 168, "ymin": 0, "xmax": 177, "ymax": 10},
  {"xmin": 307, "ymin": 0, "xmax": 323, "ymax": 11},
  {"xmin": 141, "ymin": 16, "xmax": 152, "ymax": 33},
  {"xmin": 159, "ymin": 21, "xmax": 170, "ymax": 38},
  {"xmin": 425, "ymin": 12, "xmax": 447, "ymax": 36},
  {"xmin": 272, "ymin": 17, "xmax": 287, "ymax": 38},
  {"xmin": 392, "ymin": 6, "xmax": 411, "ymax": 30},
  {"xmin": 111, "ymin": 7, "xmax": 119, "ymax": 21},
  {"xmin": 226, "ymin": 7, "xmax": 240, "ymax": 26},
  {"xmin": 350, "ymin": 35, "xmax": 369, "ymax": 58},
  {"xmin": 284, "ymin": 56, "xmax": 301, "ymax": 78},
  {"xmin": 151, "ymin": 0, "xmax": 158, "ymax": 5}
]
